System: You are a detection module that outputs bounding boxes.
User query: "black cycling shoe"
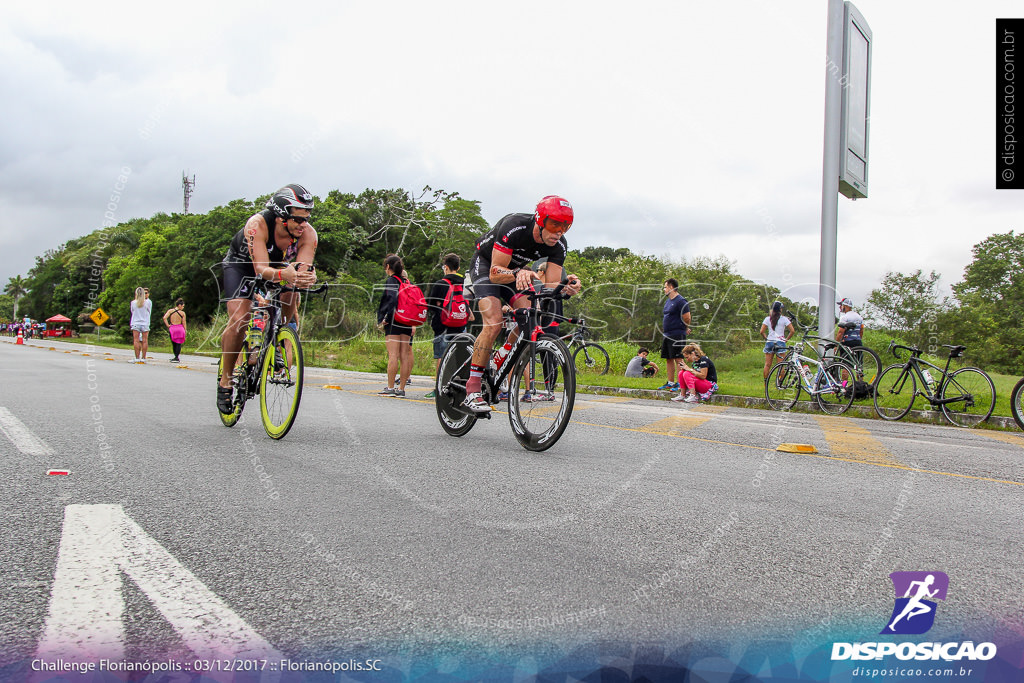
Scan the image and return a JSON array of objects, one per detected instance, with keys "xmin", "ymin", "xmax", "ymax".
[{"xmin": 217, "ymin": 385, "xmax": 234, "ymax": 414}]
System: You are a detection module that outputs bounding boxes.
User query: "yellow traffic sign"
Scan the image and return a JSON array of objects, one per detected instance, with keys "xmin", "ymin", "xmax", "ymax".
[{"xmin": 90, "ymin": 308, "xmax": 109, "ymax": 327}]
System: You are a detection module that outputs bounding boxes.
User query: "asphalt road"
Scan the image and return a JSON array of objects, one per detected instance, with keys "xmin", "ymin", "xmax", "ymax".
[{"xmin": 1, "ymin": 337, "xmax": 1022, "ymax": 680}]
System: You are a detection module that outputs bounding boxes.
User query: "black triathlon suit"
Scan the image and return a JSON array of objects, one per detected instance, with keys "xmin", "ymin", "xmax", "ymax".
[
  {"xmin": 469, "ymin": 213, "xmax": 568, "ymax": 305},
  {"xmin": 222, "ymin": 210, "xmax": 298, "ymax": 300}
]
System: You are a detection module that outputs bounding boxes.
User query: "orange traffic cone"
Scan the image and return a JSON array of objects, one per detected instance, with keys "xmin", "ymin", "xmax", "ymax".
[{"xmin": 16, "ymin": 328, "xmax": 24, "ymax": 345}]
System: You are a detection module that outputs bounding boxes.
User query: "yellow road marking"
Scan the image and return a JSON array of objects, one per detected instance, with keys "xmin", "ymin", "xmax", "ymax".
[
  {"xmin": 581, "ymin": 396, "xmax": 634, "ymax": 404},
  {"xmin": 975, "ymin": 431, "xmax": 1024, "ymax": 448},
  {"xmin": 564, "ymin": 418, "xmax": 1023, "ymax": 487},
  {"xmin": 813, "ymin": 415, "xmax": 899, "ymax": 465}
]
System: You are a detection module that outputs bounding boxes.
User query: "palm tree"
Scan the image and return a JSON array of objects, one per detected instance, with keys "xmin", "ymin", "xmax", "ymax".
[{"xmin": 5, "ymin": 275, "xmax": 28, "ymax": 318}]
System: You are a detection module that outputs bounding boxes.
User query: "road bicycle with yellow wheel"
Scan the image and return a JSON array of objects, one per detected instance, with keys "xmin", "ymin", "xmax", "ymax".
[{"xmin": 218, "ymin": 282, "xmax": 324, "ymax": 439}]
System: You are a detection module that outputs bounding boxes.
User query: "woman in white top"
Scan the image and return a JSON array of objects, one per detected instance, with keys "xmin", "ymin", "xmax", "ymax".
[
  {"xmin": 760, "ymin": 301, "xmax": 794, "ymax": 379},
  {"xmin": 129, "ymin": 286, "xmax": 153, "ymax": 363}
]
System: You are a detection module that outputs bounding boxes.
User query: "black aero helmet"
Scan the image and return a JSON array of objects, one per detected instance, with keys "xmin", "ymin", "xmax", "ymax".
[{"xmin": 266, "ymin": 184, "xmax": 314, "ymax": 218}]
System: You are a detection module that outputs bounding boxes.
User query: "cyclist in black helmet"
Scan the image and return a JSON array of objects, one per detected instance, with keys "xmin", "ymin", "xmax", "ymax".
[{"xmin": 218, "ymin": 184, "xmax": 318, "ymax": 414}]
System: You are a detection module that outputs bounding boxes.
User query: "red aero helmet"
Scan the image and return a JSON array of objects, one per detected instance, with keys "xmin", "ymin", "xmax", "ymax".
[{"xmin": 535, "ymin": 195, "xmax": 574, "ymax": 230}]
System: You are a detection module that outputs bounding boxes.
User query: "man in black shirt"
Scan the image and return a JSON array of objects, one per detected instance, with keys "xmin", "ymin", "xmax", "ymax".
[{"xmin": 463, "ymin": 196, "xmax": 581, "ymax": 412}]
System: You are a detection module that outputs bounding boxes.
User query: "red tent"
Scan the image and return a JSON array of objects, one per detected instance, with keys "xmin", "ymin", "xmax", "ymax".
[{"xmin": 45, "ymin": 314, "xmax": 73, "ymax": 337}]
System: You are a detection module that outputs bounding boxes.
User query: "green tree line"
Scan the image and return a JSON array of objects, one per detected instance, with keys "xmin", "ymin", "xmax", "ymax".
[{"xmin": 6, "ymin": 186, "xmax": 1021, "ymax": 371}]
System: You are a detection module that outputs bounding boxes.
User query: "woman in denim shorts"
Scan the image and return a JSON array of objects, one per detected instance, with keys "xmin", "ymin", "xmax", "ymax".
[{"xmin": 760, "ymin": 301, "xmax": 793, "ymax": 379}]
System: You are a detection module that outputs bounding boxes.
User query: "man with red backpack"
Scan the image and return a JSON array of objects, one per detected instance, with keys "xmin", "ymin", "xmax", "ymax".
[{"xmin": 424, "ymin": 253, "xmax": 475, "ymax": 399}]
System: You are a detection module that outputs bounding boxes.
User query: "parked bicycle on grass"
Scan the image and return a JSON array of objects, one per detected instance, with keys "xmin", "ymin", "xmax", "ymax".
[
  {"xmin": 764, "ymin": 336, "xmax": 857, "ymax": 415},
  {"xmin": 543, "ymin": 314, "xmax": 610, "ymax": 375},
  {"xmin": 873, "ymin": 342, "xmax": 995, "ymax": 427},
  {"xmin": 781, "ymin": 315, "xmax": 882, "ymax": 400}
]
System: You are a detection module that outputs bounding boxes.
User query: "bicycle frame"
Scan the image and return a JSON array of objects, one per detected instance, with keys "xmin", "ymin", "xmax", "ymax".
[
  {"xmin": 887, "ymin": 347, "xmax": 961, "ymax": 406},
  {"xmin": 444, "ymin": 283, "xmax": 569, "ymax": 414},
  {"xmin": 782, "ymin": 345, "xmax": 846, "ymax": 396}
]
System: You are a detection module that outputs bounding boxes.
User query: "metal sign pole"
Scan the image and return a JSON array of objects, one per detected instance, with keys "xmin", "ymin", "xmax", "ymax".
[{"xmin": 819, "ymin": 0, "xmax": 845, "ymax": 342}]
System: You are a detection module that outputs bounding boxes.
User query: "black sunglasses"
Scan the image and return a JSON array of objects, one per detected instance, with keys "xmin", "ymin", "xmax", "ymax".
[{"xmin": 289, "ymin": 215, "xmax": 310, "ymax": 223}]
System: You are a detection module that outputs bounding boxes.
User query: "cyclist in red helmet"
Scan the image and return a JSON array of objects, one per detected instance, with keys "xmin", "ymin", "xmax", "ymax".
[{"xmin": 462, "ymin": 195, "xmax": 582, "ymax": 413}]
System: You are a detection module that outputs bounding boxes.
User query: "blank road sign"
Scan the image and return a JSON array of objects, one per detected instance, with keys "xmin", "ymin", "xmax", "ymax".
[{"xmin": 839, "ymin": 1, "xmax": 871, "ymax": 199}]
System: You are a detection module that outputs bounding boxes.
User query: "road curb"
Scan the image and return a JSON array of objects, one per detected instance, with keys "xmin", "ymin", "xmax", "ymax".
[
  {"xmin": 577, "ymin": 383, "xmax": 1021, "ymax": 431},
  {"xmin": 8, "ymin": 339, "xmax": 1018, "ymax": 431}
]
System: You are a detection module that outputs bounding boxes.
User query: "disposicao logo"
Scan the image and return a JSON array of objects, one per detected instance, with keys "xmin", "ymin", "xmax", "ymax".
[
  {"xmin": 881, "ymin": 570, "xmax": 948, "ymax": 635},
  {"xmin": 831, "ymin": 571, "xmax": 997, "ymax": 662}
]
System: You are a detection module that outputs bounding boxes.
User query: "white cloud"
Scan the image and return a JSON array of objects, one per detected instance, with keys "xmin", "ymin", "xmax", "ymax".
[{"xmin": 2, "ymin": 0, "xmax": 1020, "ymax": 315}]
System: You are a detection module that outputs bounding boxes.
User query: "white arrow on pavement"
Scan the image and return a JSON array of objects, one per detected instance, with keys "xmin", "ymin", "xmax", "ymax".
[{"xmin": 36, "ymin": 504, "xmax": 280, "ymax": 662}]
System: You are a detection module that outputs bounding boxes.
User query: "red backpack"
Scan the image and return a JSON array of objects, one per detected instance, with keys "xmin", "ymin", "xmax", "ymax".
[
  {"xmin": 393, "ymin": 277, "xmax": 427, "ymax": 326},
  {"xmin": 440, "ymin": 280, "xmax": 469, "ymax": 327}
]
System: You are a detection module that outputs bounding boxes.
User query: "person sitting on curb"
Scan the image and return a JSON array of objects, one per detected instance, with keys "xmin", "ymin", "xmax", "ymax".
[{"xmin": 672, "ymin": 343, "xmax": 718, "ymax": 403}]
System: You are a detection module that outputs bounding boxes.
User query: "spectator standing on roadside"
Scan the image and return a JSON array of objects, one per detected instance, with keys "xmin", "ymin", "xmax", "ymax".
[
  {"xmin": 835, "ymin": 297, "xmax": 864, "ymax": 348},
  {"xmin": 658, "ymin": 278, "xmax": 691, "ymax": 391},
  {"xmin": 376, "ymin": 254, "xmax": 415, "ymax": 397},
  {"xmin": 625, "ymin": 347, "xmax": 658, "ymax": 378},
  {"xmin": 129, "ymin": 286, "xmax": 152, "ymax": 364},
  {"xmin": 760, "ymin": 301, "xmax": 794, "ymax": 379},
  {"xmin": 162, "ymin": 298, "xmax": 187, "ymax": 363},
  {"xmin": 425, "ymin": 253, "xmax": 474, "ymax": 399}
]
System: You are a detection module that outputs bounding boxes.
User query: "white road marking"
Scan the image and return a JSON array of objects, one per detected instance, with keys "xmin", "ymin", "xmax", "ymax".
[
  {"xmin": 0, "ymin": 407, "xmax": 54, "ymax": 456},
  {"xmin": 37, "ymin": 504, "xmax": 280, "ymax": 662}
]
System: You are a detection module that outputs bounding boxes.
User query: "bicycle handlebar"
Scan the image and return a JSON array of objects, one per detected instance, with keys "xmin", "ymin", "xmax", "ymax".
[
  {"xmin": 524, "ymin": 276, "xmax": 573, "ymax": 302},
  {"xmin": 888, "ymin": 340, "xmax": 919, "ymax": 360}
]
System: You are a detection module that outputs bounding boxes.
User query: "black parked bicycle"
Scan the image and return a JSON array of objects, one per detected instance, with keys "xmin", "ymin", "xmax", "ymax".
[
  {"xmin": 873, "ymin": 341, "xmax": 995, "ymax": 427},
  {"xmin": 217, "ymin": 282, "xmax": 325, "ymax": 439},
  {"xmin": 548, "ymin": 315, "xmax": 609, "ymax": 375},
  {"xmin": 1011, "ymin": 378, "xmax": 1024, "ymax": 431},
  {"xmin": 435, "ymin": 279, "xmax": 575, "ymax": 451}
]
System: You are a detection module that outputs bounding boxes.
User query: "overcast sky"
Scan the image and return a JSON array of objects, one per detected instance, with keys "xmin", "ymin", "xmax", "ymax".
[{"xmin": 2, "ymin": 1, "xmax": 1020, "ymax": 310}]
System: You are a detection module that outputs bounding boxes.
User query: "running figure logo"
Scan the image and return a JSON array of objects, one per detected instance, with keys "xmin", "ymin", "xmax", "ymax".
[{"xmin": 881, "ymin": 571, "xmax": 949, "ymax": 635}]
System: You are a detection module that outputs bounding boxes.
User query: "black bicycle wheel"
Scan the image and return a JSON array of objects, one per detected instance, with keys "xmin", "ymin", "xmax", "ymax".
[
  {"xmin": 573, "ymin": 342, "xmax": 610, "ymax": 375},
  {"xmin": 435, "ymin": 336, "xmax": 477, "ymax": 437},
  {"xmin": 940, "ymin": 367, "xmax": 995, "ymax": 428},
  {"xmin": 848, "ymin": 345, "xmax": 882, "ymax": 388},
  {"xmin": 217, "ymin": 343, "xmax": 249, "ymax": 427},
  {"xmin": 764, "ymin": 361, "xmax": 800, "ymax": 411},
  {"xmin": 259, "ymin": 326, "xmax": 303, "ymax": 439},
  {"xmin": 508, "ymin": 334, "xmax": 575, "ymax": 451},
  {"xmin": 815, "ymin": 360, "xmax": 856, "ymax": 415},
  {"xmin": 1011, "ymin": 377, "xmax": 1024, "ymax": 431},
  {"xmin": 873, "ymin": 364, "xmax": 916, "ymax": 421}
]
